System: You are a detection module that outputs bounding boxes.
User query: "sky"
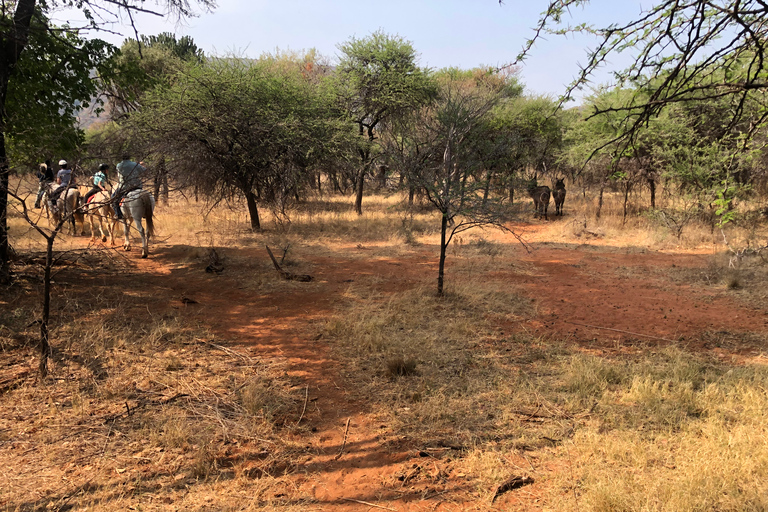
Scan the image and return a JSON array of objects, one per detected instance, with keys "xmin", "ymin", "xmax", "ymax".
[{"xmin": 52, "ymin": 0, "xmax": 647, "ymax": 102}]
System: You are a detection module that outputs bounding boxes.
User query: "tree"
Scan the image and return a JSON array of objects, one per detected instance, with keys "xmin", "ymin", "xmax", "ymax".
[
  {"xmin": 103, "ymin": 33, "xmax": 204, "ymax": 120},
  {"xmin": 131, "ymin": 56, "xmax": 350, "ymax": 230},
  {"xmin": 485, "ymin": 95, "xmax": 563, "ymax": 202},
  {"xmin": 390, "ymin": 68, "xmax": 520, "ymax": 295},
  {"xmin": 0, "ymin": 0, "xmax": 215, "ymax": 283},
  {"xmin": 521, "ymin": 1, "xmax": 768, "ymax": 156},
  {"xmin": 336, "ymin": 30, "xmax": 437, "ymax": 215},
  {"xmin": 98, "ymin": 33, "xmax": 206, "ymax": 203}
]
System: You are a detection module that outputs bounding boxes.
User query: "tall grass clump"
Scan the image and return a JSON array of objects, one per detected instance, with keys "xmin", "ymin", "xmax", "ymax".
[
  {"xmin": 323, "ymin": 280, "xmax": 542, "ymax": 445},
  {"xmin": 549, "ymin": 349, "xmax": 768, "ymax": 511}
]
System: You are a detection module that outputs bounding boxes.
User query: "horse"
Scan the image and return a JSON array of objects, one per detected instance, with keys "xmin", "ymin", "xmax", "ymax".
[
  {"xmin": 119, "ymin": 189, "xmax": 155, "ymax": 258},
  {"xmin": 85, "ymin": 190, "xmax": 116, "ymax": 244},
  {"xmin": 527, "ymin": 180, "xmax": 551, "ymax": 221},
  {"xmin": 553, "ymin": 178, "xmax": 567, "ymax": 216},
  {"xmin": 43, "ymin": 183, "xmax": 84, "ymax": 235}
]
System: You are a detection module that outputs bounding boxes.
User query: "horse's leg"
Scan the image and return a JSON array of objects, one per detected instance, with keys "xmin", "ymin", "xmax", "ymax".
[
  {"xmin": 93, "ymin": 211, "xmax": 105, "ymax": 242},
  {"xmin": 69, "ymin": 204, "xmax": 77, "ymax": 235},
  {"xmin": 99, "ymin": 210, "xmax": 108, "ymax": 242},
  {"xmin": 123, "ymin": 216, "xmax": 132, "ymax": 251},
  {"xmin": 137, "ymin": 220, "xmax": 148, "ymax": 258},
  {"xmin": 108, "ymin": 213, "xmax": 117, "ymax": 246},
  {"xmin": 88, "ymin": 210, "xmax": 97, "ymax": 242}
]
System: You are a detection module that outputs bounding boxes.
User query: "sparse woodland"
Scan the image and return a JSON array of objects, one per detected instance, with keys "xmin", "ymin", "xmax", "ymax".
[{"xmin": 3, "ymin": 1, "xmax": 768, "ymax": 511}]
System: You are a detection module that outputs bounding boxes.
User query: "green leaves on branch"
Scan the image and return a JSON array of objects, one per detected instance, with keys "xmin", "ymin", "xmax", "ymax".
[{"xmin": 4, "ymin": 10, "xmax": 116, "ymax": 165}]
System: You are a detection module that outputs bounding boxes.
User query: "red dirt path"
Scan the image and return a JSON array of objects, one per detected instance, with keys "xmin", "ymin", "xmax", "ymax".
[{"xmin": 113, "ymin": 226, "xmax": 766, "ymax": 510}]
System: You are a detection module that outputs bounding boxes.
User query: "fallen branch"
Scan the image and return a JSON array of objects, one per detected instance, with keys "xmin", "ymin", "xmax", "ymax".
[
  {"xmin": 296, "ymin": 385, "xmax": 309, "ymax": 426},
  {"xmin": 492, "ymin": 475, "xmax": 535, "ymax": 503},
  {"xmin": 343, "ymin": 498, "xmax": 396, "ymax": 511},
  {"xmin": 334, "ymin": 417, "xmax": 351, "ymax": 460},
  {"xmin": 564, "ymin": 321, "xmax": 679, "ymax": 343},
  {"xmin": 265, "ymin": 245, "xmax": 312, "ymax": 282},
  {"xmin": 103, "ymin": 393, "xmax": 189, "ymax": 424}
]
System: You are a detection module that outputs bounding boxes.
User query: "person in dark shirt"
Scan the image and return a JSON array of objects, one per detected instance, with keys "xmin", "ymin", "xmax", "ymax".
[{"xmin": 34, "ymin": 161, "xmax": 55, "ymax": 208}]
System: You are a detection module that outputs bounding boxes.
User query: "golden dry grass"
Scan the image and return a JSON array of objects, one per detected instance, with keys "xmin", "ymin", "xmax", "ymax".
[{"xmin": 4, "ymin": 175, "xmax": 768, "ymax": 510}]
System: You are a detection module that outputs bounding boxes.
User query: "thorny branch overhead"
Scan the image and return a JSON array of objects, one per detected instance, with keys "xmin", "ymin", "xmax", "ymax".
[{"xmin": 505, "ymin": 1, "xmax": 768, "ymax": 156}]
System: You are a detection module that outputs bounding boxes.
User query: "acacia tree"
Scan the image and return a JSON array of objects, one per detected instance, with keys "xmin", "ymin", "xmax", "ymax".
[
  {"xmin": 520, "ymin": 1, "xmax": 768, "ymax": 176},
  {"xmin": 392, "ymin": 69, "xmax": 520, "ymax": 295},
  {"xmin": 97, "ymin": 33, "xmax": 205, "ymax": 202},
  {"xmin": 485, "ymin": 95, "xmax": 564, "ymax": 203},
  {"xmin": 132, "ymin": 57, "xmax": 350, "ymax": 230},
  {"xmin": 336, "ymin": 30, "xmax": 437, "ymax": 215},
  {"xmin": 0, "ymin": 0, "xmax": 215, "ymax": 283}
]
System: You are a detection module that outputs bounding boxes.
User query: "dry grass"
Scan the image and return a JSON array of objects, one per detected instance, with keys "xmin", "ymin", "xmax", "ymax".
[
  {"xmin": 5, "ymin": 175, "xmax": 768, "ymax": 510},
  {"xmin": 327, "ymin": 282, "xmax": 768, "ymax": 510},
  {"xmin": 0, "ymin": 252, "xmax": 306, "ymax": 511}
]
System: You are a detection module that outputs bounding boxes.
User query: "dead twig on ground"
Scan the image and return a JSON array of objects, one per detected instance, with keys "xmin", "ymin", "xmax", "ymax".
[
  {"xmin": 564, "ymin": 320, "xmax": 679, "ymax": 343},
  {"xmin": 296, "ymin": 385, "xmax": 309, "ymax": 426},
  {"xmin": 334, "ymin": 417, "xmax": 351, "ymax": 461},
  {"xmin": 343, "ymin": 498, "xmax": 396, "ymax": 511},
  {"xmin": 492, "ymin": 475, "xmax": 535, "ymax": 503},
  {"xmin": 265, "ymin": 245, "xmax": 312, "ymax": 282}
]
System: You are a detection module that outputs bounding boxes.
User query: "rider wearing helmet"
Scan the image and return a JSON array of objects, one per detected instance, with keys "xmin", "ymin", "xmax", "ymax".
[
  {"xmin": 48, "ymin": 160, "xmax": 75, "ymax": 207},
  {"xmin": 83, "ymin": 163, "xmax": 111, "ymax": 205}
]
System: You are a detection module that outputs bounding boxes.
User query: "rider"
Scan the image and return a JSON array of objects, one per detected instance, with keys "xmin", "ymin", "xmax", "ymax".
[
  {"xmin": 48, "ymin": 160, "xmax": 75, "ymax": 210},
  {"xmin": 33, "ymin": 161, "xmax": 55, "ymax": 209},
  {"xmin": 83, "ymin": 163, "xmax": 111, "ymax": 205},
  {"xmin": 113, "ymin": 153, "xmax": 147, "ymax": 220}
]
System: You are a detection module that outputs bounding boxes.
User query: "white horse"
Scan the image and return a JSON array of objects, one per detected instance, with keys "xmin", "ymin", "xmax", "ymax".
[
  {"xmin": 85, "ymin": 190, "xmax": 116, "ymax": 244},
  {"xmin": 119, "ymin": 189, "xmax": 155, "ymax": 258}
]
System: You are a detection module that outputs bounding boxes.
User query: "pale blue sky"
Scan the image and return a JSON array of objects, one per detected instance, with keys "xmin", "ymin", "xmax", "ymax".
[{"xmin": 54, "ymin": 0, "xmax": 646, "ymax": 101}]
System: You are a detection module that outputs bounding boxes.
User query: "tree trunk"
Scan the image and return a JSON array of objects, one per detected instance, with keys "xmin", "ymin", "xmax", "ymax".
[
  {"xmin": 354, "ymin": 166, "xmax": 366, "ymax": 215},
  {"xmin": 245, "ymin": 190, "xmax": 261, "ymax": 230},
  {"xmin": 482, "ymin": 169, "xmax": 494, "ymax": 208},
  {"xmin": 153, "ymin": 170, "xmax": 161, "ymax": 201},
  {"xmin": 0, "ymin": 0, "xmax": 38, "ymax": 284},
  {"xmin": 39, "ymin": 234, "xmax": 54, "ymax": 377},
  {"xmin": 437, "ymin": 212, "xmax": 448, "ymax": 296},
  {"xmin": 648, "ymin": 176, "xmax": 656, "ymax": 209},
  {"xmin": 622, "ymin": 181, "xmax": 632, "ymax": 225},
  {"xmin": 596, "ymin": 179, "xmax": 606, "ymax": 220},
  {"xmin": 0, "ymin": 138, "xmax": 9, "ymax": 284}
]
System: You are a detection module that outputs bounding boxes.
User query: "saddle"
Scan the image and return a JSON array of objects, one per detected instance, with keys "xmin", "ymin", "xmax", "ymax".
[{"xmin": 120, "ymin": 188, "xmax": 145, "ymax": 205}]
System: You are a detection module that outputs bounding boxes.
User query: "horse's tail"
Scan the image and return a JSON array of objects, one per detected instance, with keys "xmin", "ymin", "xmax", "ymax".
[{"xmin": 142, "ymin": 192, "xmax": 155, "ymax": 238}]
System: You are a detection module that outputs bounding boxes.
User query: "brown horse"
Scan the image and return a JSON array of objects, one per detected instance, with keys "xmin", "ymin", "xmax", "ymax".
[{"xmin": 553, "ymin": 178, "xmax": 567, "ymax": 216}]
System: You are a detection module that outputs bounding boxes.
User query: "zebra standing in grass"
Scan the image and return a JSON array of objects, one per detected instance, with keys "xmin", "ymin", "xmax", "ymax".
[{"xmin": 553, "ymin": 178, "xmax": 566, "ymax": 216}]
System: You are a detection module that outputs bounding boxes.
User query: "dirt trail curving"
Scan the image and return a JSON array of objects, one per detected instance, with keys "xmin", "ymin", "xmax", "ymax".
[{"xmin": 115, "ymin": 229, "xmax": 765, "ymax": 510}]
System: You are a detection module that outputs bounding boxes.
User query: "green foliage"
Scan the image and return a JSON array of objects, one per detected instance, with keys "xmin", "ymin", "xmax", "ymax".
[
  {"xmin": 102, "ymin": 34, "xmax": 204, "ymax": 120},
  {"xmin": 4, "ymin": 11, "xmax": 116, "ymax": 167},
  {"xmin": 337, "ymin": 30, "xmax": 437, "ymax": 133},
  {"xmin": 486, "ymin": 94, "xmax": 563, "ymax": 183},
  {"xmin": 131, "ymin": 56, "xmax": 352, "ymax": 227}
]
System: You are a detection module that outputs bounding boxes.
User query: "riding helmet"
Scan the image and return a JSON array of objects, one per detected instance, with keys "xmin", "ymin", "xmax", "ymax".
[
  {"xmin": 98, "ymin": 163, "xmax": 109, "ymax": 171},
  {"xmin": 58, "ymin": 159, "xmax": 67, "ymax": 166}
]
